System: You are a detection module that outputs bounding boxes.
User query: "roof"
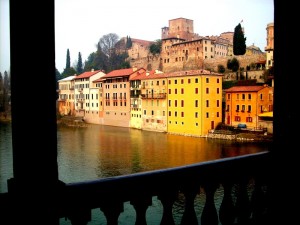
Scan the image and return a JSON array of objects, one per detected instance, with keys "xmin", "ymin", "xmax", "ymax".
[
  {"xmin": 131, "ymin": 38, "xmax": 154, "ymax": 46},
  {"xmin": 258, "ymin": 112, "xmax": 273, "ymax": 118},
  {"xmin": 225, "ymin": 85, "xmax": 267, "ymax": 93},
  {"xmin": 130, "ymin": 69, "xmax": 223, "ymax": 81},
  {"xmin": 74, "ymin": 70, "xmax": 103, "ymax": 79},
  {"xmin": 58, "ymin": 75, "xmax": 76, "ymax": 82},
  {"xmin": 101, "ymin": 68, "xmax": 137, "ymax": 79}
]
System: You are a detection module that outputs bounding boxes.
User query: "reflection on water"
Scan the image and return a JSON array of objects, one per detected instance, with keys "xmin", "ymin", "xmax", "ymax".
[
  {"xmin": 56, "ymin": 123, "xmax": 268, "ymax": 184},
  {"xmin": 1, "ymin": 121, "xmax": 270, "ymax": 225}
]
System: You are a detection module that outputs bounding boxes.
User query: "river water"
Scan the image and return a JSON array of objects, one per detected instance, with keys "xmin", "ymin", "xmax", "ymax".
[{"xmin": 0, "ymin": 121, "xmax": 270, "ymax": 224}]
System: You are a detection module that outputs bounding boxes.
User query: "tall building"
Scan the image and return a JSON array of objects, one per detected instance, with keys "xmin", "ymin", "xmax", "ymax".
[{"xmin": 265, "ymin": 22, "xmax": 274, "ymax": 69}]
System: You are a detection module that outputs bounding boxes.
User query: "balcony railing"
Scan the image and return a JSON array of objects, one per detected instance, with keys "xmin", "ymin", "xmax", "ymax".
[
  {"xmin": 141, "ymin": 93, "xmax": 167, "ymax": 99},
  {"xmin": 1, "ymin": 152, "xmax": 270, "ymax": 225}
]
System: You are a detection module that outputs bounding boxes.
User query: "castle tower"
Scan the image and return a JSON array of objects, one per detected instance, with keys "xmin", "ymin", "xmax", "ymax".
[
  {"xmin": 161, "ymin": 18, "xmax": 194, "ymax": 41},
  {"xmin": 265, "ymin": 22, "xmax": 274, "ymax": 69}
]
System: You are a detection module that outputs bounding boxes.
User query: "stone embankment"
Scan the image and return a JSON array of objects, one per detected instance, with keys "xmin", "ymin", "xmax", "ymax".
[
  {"xmin": 207, "ymin": 130, "xmax": 273, "ymax": 142},
  {"xmin": 57, "ymin": 116, "xmax": 88, "ymax": 127}
]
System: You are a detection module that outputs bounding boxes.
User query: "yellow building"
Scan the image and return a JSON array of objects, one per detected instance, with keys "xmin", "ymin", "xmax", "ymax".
[
  {"xmin": 225, "ymin": 85, "xmax": 274, "ymax": 129},
  {"xmin": 166, "ymin": 70, "xmax": 223, "ymax": 136}
]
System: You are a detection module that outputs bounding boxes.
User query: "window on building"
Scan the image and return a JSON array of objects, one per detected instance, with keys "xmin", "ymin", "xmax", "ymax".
[
  {"xmin": 248, "ymin": 105, "xmax": 252, "ymax": 112},
  {"xmin": 234, "ymin": 116, "xmax": 241, "ymax": 121},
  {"xmin": 246, "ymin": 117, "xmax": 252, "ymax": 122}
]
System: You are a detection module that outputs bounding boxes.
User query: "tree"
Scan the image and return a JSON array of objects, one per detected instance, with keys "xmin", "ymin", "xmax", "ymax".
[
  {"xmin": 227, "ymin": 57, "xmax": 240, "ymax": 72},
  {"xmin": 66, "ymin": 48, "xmax": 71, "ymax": 69},
  {"xmin": 126, "ymin": 36, "xmax": 132, "ymax": 49},
  {"xmin": 233, "ymin": 23, "xmax": 246, "ymax": 55},
  {"xmin": 98, "ymin": 33, "xmax": 119, "ymax": 58},
  {"xmin": 149, "ymin": 39, "xmax": 162, "ymax": 55},
  {"xmin": 217, "ymin": 64, "xmax": 225, "ymax": 73},
  {"xmin": 76, "ymin": 52, "xmax": 83, "ymax": 74}
]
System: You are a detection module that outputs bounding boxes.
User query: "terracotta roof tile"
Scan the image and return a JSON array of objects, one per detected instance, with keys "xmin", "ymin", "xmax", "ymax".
[
  {"xmin": 225, "ymin": 85, "xmax": 266, "ymax": 92},
  {"xmin": 74, "ymin": 70, "xmax": 103, "ymax": 79},
  {"xmin": 130, "ymin": 69, "xmax": 223, "ymax": 81},
  {"xmin": 102, "ymin": 68, "xmax": 135, "ymax": 78}
]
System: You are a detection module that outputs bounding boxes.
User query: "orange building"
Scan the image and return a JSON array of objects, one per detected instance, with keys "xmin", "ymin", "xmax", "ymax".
[{"xmin": 225, "ymin": 85, "xmax": 274, "ymax": 129}]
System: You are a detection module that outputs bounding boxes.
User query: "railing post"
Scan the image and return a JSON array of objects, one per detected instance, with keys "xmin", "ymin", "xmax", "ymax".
[
  {"xmin": 131, "ymin": 195, "xmax": 152, "ymax": 225},
  {"xmin": 201, "ymin": 182, "xmax": 219, "ymax": 225},
  {"xmin": 219, "ymin": 181, "xmax": 235, "ymax": 225},
  {"xmin": 100, "ymin": 200, "xmax": 124, "ymax": 225},
  {"xmin": 158, "ymin": 190, "xmax": 177, "ymax": 225},
  {"xmin": 180, "ymin": 185, "xmax": 199, "ymax": 225}
]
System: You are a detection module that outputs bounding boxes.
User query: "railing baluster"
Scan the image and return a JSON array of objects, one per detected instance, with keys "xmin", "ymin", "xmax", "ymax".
[
  {"xmin": 100, "ymin": 200, "xmax": 124, "ymax": 225},
  {"xmin": 235, "ymin": 179, "xmax": 251, "ymax": 225},
  {"xmin": 219, "ymin": 182, "xmax": 235, "ymax": 225},
  {"xmin": 158, "ymin": 190, "xmax": 177, "ymax": 225},
  {"xmin": 180, "ymin": 186, "xmax": 199, "ymax": 225},
  {"xmin": 201, "ymin": 183, "xmax": 219, "ymax": 225},
  {"xmin": 131, "ymin": 195, "xmax": 152, "ymax": 225},
  {"xmin": 250, "ymin": 177, "xmax": 269, "ymax": 225},
  {"xmin": 68, "ymin": 207, "xmax": 91, "ymax": 225}
]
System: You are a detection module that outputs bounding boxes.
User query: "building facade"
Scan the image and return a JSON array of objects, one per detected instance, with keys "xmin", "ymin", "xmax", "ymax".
[{"xmin": 225, "ymin": 85, "xmax": 274, "ymax": 129}]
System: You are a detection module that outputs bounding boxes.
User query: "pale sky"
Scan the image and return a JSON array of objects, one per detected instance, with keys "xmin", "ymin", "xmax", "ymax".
[{"xmin": 0, "ymin": 0, "xmax": 274, "ymax": 74}]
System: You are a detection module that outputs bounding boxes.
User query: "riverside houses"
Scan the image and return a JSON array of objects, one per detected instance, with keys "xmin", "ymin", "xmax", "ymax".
[
  {"xmin": 57, "ymin": 75, "xmax": 76, "ymax": 116},
  {"xmin": 74, "ymin": 69, "xmax": 106, "ymax": 123},
  {"xmin": 97, "ymin": 67, "xmax": 146, "ymax": 127},
  {"xmin": 57, "ymin": 68, "xmax": 223, "ymax": 136},
  {"xmin": 166, "ymin": 70, "xmax": 223, "ymax": 136},
  {"xmin": 130, "ymin": 69, "xmax": 167, "ymax": 132},
  {"xmin": 225, "ymin": 85, "xmax": 274, "ymax": 130}
]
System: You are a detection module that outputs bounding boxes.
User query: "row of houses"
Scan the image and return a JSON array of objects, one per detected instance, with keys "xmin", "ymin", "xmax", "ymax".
[{"xmin": 57, "ymin": 67, "xmax": 273, "ymax": 136}]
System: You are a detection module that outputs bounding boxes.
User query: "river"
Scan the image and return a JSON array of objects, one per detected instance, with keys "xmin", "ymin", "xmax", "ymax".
[{"xmin": 0, "ymin": 121, "xmax": 270, "ymax": 224}]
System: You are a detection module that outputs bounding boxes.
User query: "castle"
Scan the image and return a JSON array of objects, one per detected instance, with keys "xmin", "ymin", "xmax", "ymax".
[{"xmin": 124, "ymin": 17, "xmax": 267, "ymax": 73}]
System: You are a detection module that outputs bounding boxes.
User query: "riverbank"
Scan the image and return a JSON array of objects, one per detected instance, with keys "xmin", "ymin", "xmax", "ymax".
[{"xmin": 1, "ymin": 114, "xmax": 272, "ymax": 142}]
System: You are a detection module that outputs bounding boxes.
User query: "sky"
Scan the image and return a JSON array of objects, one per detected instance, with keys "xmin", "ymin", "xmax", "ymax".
[{"xmin": 0, "ymin": 0, "xmax": 274, "ymax": 74}]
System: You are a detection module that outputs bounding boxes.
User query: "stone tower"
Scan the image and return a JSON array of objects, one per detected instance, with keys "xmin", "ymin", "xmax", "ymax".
[{"xmin": 161, "ymin": 17, "xmax": 194, "ymax": 40}]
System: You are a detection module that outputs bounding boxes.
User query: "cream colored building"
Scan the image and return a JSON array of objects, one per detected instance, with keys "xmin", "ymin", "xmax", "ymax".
[
  {"xmin": 57, "ymin": 75, "xmax": 76, "ymax": 116},
  {"xmin": 73, "ymin": 69, "xmax": 106, "ymax": 122}
]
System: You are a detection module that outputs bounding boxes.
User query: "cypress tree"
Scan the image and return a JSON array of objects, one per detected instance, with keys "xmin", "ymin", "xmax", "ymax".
[
  {"xmin": 233, "ymin": 23, "xmax": 246, "ymax": 55},
  {"xmin": 77, "ymin": 52, "xmax": 83, "ymax": 74},
  {"xmin": 66, "ymin": 48, "xmax": 71, "ymax": 69}
]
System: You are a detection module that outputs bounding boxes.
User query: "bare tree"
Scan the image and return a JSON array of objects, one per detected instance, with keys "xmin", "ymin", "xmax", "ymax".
[{"xmin": 98, "ymin": 33, "xmax": 119, "ymax": 58}]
